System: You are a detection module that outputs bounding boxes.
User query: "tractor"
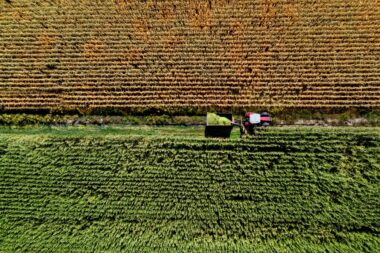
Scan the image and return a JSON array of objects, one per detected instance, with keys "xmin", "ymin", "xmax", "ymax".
[
  {"xmin": 241, "ymin": 112, "xmax": 272, "ymax": 135},
  {"xmin": 205, "ymin": 112, "xmax": 272, "ymax": 138}
]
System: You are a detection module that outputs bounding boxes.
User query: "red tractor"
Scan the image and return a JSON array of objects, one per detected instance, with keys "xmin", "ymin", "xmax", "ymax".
[{"xmin": 241, "ymin": 112, "xmax": 272, "ymax": 135}]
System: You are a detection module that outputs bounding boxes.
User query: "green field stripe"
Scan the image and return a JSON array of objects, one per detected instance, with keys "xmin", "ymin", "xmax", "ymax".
[{"xmin": 0, "ymin": 127, "xmax": 379, "ymax": 251}]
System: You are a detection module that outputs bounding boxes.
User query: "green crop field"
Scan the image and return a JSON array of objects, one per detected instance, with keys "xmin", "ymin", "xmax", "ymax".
[
  {"xmin": 1, "ymin": 0, "xmax": 379, "ymax": 252},
  {"xmin": 0, "ymin": 126, "xmax": 379, "ymax": 252}
]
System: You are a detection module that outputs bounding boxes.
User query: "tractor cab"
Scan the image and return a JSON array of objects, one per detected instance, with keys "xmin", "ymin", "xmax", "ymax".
[{"xmin": 242, "ymin": 112, "xmax": 272, "ymax": 135}]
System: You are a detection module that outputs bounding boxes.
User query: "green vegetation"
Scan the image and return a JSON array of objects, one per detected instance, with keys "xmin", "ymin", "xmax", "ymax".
[
  {"xmin": 0, "ymin": 110, "xmax": 379, "ymax": 127},
  {"xmin": 0, "ymin": 127, "xmax": 379, "ymax": 252},
  {"xmin": 0, "ymin": 125, "xmax": 205, "ymax": 138},
  {"xmin": 0, "ymin": 114, "xmax": 207, "ymax": 126},
  {"xmin": 1, "ymin": 0, "xmax": 379, "ymax": 251},
  {"xmin": 207, "ymin": 113, "xmax": 232, "ymax": 126},
  {"xmin": 0, "ymin": 125, "xmax": 242, "ymax": 140}
]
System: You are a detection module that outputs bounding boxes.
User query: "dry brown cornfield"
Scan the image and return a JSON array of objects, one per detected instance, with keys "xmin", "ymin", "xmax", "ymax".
[{"xmin": 0, "ymin": 0, "xmax": 379, "ymax": 113}]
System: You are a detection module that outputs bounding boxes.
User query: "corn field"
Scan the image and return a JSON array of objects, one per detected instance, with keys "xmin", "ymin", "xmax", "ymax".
[
  {"xmin": 0, "ymin": 0, "xmax": 379, "ymax": 113},
  {"xmin": 1, "ymin": 127, "xmax": 379, "ymax": 252}
]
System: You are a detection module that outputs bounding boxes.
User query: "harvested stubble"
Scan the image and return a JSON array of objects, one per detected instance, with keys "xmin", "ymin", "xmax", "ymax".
[{"xmin": 0, "ymin": 127, "xmax": 379, "ymax": 252}]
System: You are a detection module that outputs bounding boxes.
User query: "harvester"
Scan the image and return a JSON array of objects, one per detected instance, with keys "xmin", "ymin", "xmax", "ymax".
[{"xmin": 205, "ymin": 112, "xmax": 272, "ymax": 138}]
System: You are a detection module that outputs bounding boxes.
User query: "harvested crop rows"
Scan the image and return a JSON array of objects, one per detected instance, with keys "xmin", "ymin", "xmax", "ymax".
[
  {"xmin": 1, "ymin": 0, "xmax": 380, "ymax": 112},
  {"xmin": 0, "ymin": 127, "xmax": 379, "ymax": 252}
]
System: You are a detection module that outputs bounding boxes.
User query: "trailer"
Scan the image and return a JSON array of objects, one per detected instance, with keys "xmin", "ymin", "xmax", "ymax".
[{"xmin": 204, "ymin": 113, "xmax": 234, "ymax": 138}]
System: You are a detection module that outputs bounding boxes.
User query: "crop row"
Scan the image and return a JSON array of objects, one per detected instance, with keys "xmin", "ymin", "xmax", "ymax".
[
  {"xmin": 0, "ymin": 127, "xmax": 379, "ymax": 250},
  {"xmin": 1, "ymin": 0, "xmax": 379, "ymax": 112}
]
